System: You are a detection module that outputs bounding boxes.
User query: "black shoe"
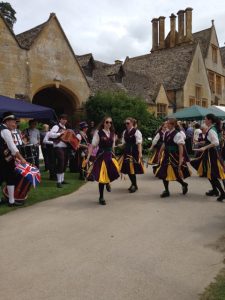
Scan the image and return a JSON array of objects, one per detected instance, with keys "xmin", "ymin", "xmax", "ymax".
[
  {"xmin": 8, "ymin": 201, "xmax": 24, "ymax": 207},
  {"xmin": 57, "ymin": 183, "xmax": 62, "ymax": 188},
  {"xmin": 128, "ymin": 185, "xmax": 138, "ymax": 191},
  {"xmin": 99, "ymin": 198, "xmax": 106, "ymax": 205},
  {"xmin": 182, "ymin": 183, "xmax": 188, "ymax": 195},
  {"xmin": 217, "ymin": 194, "xmax": 225, "ymax": 202},
  {"xmin": 206, "ymin": 190, "xmax": 219, "ymax": 197},
  {"xmin": 61, "ymin": 181, "xmax": 69, "ymax": 184},
  {"xmin": 129, "ymin": 185, "xmax": 137, "ymax": 193},
  {"xmin": 106, "ymin": 183, "xmax": 111, "ymax": 192},
  {"xmin": 160, "ymin": 190, "xmax": 170, "ymax": 198}
]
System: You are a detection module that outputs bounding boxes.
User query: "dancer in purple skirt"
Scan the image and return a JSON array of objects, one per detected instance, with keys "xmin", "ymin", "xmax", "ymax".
[
  {"xmin": 118, "ymin": 118, "xmax": 144, "ymax": 193},
  {"xmin": 154, "ymin": 118, "xmax": 190, "ymax": 198},
  {"xmin": 148, "ymin": 122, "xmax": 167, "ymax": 165},
  {"xmin": 191, "ymin": 114, "xmax": 225, "ymax": 202},
  {"xmin": 85, "ymin": 117, "xmax": 120, "ymax": 205}
]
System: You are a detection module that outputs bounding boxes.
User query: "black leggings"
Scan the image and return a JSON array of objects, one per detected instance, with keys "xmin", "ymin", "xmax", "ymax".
[
  {"xmin": 128, "ymin": 174, "xmax": 137, "ymax": 187},
  {"xmin": 99, "ymin": 183, "xmax": 105, "ymax": 198},
  {"xmin": 209, "ymin": 178, "xmax": 225, "ymax": 195},
  {"xmin": 163, "ymin": 178, "xmax": 186, "ymax": 191}
]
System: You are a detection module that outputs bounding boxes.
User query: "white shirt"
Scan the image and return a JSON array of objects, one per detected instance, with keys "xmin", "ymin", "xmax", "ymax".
[
  {"xmin": 43, "ymin": 131, "xmax": 53, "ymax": 145},
  {"xmin": 166, "ymin": 129, "xmax": 185, "ymax": 145},
  {"xmin": 1, "ymin": 125, "xmax": 19, "ymax": 156},
  {"xmin": 92, "ymin": 129, "xmax": 115, "ymax": 148},
  {"xmin": 179, "ymin": 130, "xmax": 186, "ymax": 141},
  {"xmin": 49, "ymin": 124, "xmax": 67, "ymax": 148},
  {"xmin": 122, "ymin": 128, "xmax": 143, "ymax": 145},
  {"xmin": 193, "ymin": 129, "xmax": 202, "ymax": 142},
  {"xmin": 26, "ymin": 128, "xmax": 40, "ymax": 145},
  {"xmin": 206, "ymin": 127, "xmax": 219, "ymax": 146}
]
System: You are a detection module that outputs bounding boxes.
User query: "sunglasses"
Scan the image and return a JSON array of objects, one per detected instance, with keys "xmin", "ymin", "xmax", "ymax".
[
  {"xmin": 125, "ymin": 122, "xmax": 131, "ymax": 125},
  {"xmin": 105, "ymin": 120, "xmax": 112, "ymax": 124}
]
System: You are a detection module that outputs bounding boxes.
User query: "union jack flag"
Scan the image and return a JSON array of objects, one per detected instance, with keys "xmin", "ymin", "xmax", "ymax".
[{"xmin": 15, "ymin": 162, "xmax": 41, "ymax": 188}]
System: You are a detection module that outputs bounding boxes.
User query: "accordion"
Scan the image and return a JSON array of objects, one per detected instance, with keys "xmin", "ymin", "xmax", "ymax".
[{"xmin": 61, "ymin": 130, "xmax": 80, "ymax": 150}]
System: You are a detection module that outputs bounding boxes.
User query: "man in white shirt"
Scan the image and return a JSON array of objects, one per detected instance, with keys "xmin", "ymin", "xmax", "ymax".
[
  {"xmin": 0, "ymin": 112, "xmax": 26, "ymax": 206},
  {"xmin": 25, "ymin": 120, "xmax": 40, "ymax": 168},
  {"xmin": 49, "ymin": 114, "xmax": 68, "ymax": 188}
]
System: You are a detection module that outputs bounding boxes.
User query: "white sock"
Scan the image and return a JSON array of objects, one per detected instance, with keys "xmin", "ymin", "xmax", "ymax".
[
  {"xmin": 62, "ymin": 173, "xmax": 64, "ymax": 182},
  {"xmin": 7, "ymin": 186, "xmax": 15, "ymax": 204},
  {"xmin": 57, "ymin": 174, "xmax": 61, "ymax": 183}
]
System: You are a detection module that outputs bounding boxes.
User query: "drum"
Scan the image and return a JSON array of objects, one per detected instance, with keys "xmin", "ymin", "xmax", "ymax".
[
  {"xmin": 19, "ymin": 144, "xmax": 37, "ymax": 165},
  {"xmin": 2, "ymin": 173, "xmax": 32, "ymax": 202},
  {"xmin": 61, "ymin": 130, "xmax": 80, "ymax": 150}
]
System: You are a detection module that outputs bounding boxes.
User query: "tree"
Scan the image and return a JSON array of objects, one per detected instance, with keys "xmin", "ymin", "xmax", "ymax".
[
  {"xmin": 85, "ymin": 91, "xmax": 162, "ymax": 139},
  {"xmin": 0, "ymin": 2, "xmax": 16, "ymax": 29}
]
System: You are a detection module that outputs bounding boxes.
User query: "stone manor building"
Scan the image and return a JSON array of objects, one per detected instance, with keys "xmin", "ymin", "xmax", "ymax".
[
  {"xmin": 0, "ymin": 12, "xmax": 90, "ymax": 118},
  {"xmin": 0, "ymin": 8, "xmax": 225, "ymax": 118},
  {"xmin": 78, "ymin": 8, "xmax": 225, "ymax": 117}
]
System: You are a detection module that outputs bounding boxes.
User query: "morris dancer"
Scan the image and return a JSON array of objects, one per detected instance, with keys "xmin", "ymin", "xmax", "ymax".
[
  {"xmin": 154, "ymin": 118, "xmax": 190, "ymax": 198},
  {"xmin": 119, "ymin": 117, "xmax": 144, "ymax": 193},
  {"xmin": 85, "ymin": 117, "xmax": 120, "ymax": 205},
  {"xmin": 191, "ymin": 114, "xmax": 225, "ymax": 201},
  {"xmin": 49, "ymin": 114, "xmax": 68, "ymax": 188},
  {"xmin": 148, "ymin": 122, "xmax": 167, "ymax": 165},
  {"xmin": 76, "ymin": 121, "xmax": 90, "ymax": 180},
  {"xmin": 0, "ymin": 112, "xmax": 26, "ymax": 206}
]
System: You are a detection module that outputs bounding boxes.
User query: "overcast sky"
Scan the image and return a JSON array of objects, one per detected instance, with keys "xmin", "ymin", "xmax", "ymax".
[{"xmin": 9, "ymin": 0, "xmax": 225, "ymax": 63}]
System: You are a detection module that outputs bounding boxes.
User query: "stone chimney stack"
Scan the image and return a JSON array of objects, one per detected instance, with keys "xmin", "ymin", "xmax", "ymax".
[
  {"xmin": 177, "ymin": 10, "xmax": 185, "ymax": 43},
  {"xmin": 185, "ymin": 7, "xmax": 193, "ymax": 42},
  {"xmin": 158, "ymin": 16, "xmax": 166, "ymax": 49},
  {"xmin": 151, "ymin": 18, "xmax": 159, "ymax": 51},
  {"xmin": 169, "ymin": 14, "xmax": 177, "ymax": 48}
]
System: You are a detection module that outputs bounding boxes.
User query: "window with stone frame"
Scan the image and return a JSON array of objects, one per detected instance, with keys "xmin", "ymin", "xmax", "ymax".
[
  {"xmin": 208, "ymin": 71, "xmax": 215, "ymax": 93},
  {"xmin": 216, "ymin": 75, "xmax": 222, "ymax": 95},
  {"xmin": 195, "ymin": 85, "xmax": 202, "ymax": 105},
  {"xmin": 189, "ymin": 97, "xmax": 195, "ymax": 107},
  {"xmin": 212, "ymin": 45, "xmax": 218, "ymax": 64},
  {"xmin": 157, "ymin": 103, "xmax": 167, "ymax": 117},
  {"xmin": 202, "ymin": 99, "xmax": 208, "ymax": 108}
]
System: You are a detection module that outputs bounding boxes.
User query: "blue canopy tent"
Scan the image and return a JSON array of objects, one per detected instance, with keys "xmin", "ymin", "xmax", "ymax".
[{"xmin": 0, "ymin": 95, "xmax": 57, "ymax": 120}]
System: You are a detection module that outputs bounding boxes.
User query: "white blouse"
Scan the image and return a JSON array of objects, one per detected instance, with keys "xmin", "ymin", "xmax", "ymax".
[
  {"xmin": 122, "ymin": 128, "xmax": 143, "ymax": 145},
  {"xmin": 92, "ymin": 129, "xmax": 115, "ymax": 148},
  {"xmin": 206, "ymin": 127, "xmax": 219, "ymax": 146},
  {"xmin": 166, "ymin": 129, "xmax": 185, "ymax": 145}
]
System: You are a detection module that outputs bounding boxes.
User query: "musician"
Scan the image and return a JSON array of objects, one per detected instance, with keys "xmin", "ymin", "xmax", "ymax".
[
  {"xmin": 0, "ymin": 112, "xmax": 26, "ymax": 206},
  {"xmin": 118, "ymin": 117, "xmax": 144, "ymax": 193},
  {"xmin": 85, "ymin": 117, "xmax": 120, "ymax": 205},
  {"xmin": 49, "ymin": 114, "xmax": 68, "ymax": 188},
  {"xmin": 76, "ymin": 121, "xmax": 89, "ymax": 180},
  {"xmin": 43, "ymin": 122, "xmax": 57, "ymax": 180}
]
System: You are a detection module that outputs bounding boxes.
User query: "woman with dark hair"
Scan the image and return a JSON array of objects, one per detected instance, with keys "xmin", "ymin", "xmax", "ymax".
[
  {"xmin": 85, "ymin": 116, "xmax": 120, "ymax": 205},
  {"xmin": 118, "ymin": 117, "xmax": 144, "ymax": 193},
  {"xmin": 191, "ymin": 114, "xmax": 225, "ymax": 201},
  {"xmin": 148, "ymin": 122, "xmax": 167, "ymax": 165},
  {"xmin": 154, "ymin": 118, "xmax": 190, "ymax": 198}
]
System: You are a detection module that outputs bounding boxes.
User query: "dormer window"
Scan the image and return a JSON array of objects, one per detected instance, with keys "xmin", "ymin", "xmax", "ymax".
[{"xmin": 212, "ymin": 45, "xmax": 218, "ymax": 64}]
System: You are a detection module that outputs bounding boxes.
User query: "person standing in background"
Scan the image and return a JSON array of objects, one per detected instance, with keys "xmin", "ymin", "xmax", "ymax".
[{"xmin": 24, "ymin": 120, "xmax": 40, "ymax": 168}]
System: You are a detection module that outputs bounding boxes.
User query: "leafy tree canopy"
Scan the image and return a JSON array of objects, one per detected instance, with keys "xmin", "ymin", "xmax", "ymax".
[
  {"xmin": 0, "ymin": 1, "xmax": 16, "ymax": 29},
  {"xmin": 85, "ymin": 91, "xmax": 162, "ymax": 139}
]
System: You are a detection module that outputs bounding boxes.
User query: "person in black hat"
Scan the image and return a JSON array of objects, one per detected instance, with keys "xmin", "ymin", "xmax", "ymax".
[
  {"xmin": 0, "ymin": 112, "xmax": 26, "ymax": 206},
  {"xmin": 76, "ymin": 121, "xmax": 90, "ymax": 180}
]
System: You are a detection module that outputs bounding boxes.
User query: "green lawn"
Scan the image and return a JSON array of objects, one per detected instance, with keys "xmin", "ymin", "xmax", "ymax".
[
  {"xmin": 200, "ymin": 269, "xmax": 225, "ymax": 300},
  {"xmin": 0, "ymin": 171, "xmax": 84, "ymax": 216}
]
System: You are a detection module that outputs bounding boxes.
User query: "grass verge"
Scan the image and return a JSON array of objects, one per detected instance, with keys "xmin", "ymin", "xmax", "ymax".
[
  {"xmin": 200, "ymin": 268, "xmax": 225, "ymax": 300},
  {"xmin": 0, "ymin": 171, "xmax": 84, "ymax": 216}
]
